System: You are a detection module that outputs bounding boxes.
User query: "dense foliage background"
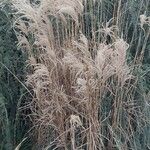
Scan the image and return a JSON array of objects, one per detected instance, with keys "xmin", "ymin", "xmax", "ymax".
[
  {"xmin": 0, "ymin": 0, "xmax": 150, "ymax": 149},
  {"xmin": 0, "ymin": 5, "xmax": 31, "ymax": 150}
]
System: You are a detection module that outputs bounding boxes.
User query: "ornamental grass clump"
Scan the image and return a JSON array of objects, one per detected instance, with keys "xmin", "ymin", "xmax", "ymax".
[{"xmin": 12, "ymin": 0, "xmax": 150, "ymax": 149}]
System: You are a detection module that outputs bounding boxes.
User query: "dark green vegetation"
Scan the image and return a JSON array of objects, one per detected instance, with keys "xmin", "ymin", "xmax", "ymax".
[
  {"xmin": 0, "ymin": 5, "xmax": 31, "ymax": 150},
  {"xmin": 0, "ymin": 0, "xmax": 150, "ymax": 149}
]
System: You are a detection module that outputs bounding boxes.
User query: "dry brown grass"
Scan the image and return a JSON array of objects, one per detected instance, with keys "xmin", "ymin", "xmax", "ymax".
[{"xmin": 12, "ymin": 0, "xmax": 150, "ymax": 149}]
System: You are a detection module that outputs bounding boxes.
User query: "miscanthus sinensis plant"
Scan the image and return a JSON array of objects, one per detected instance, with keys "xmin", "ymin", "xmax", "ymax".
[{"xmin": 11, "ymin": 0, "xmax": 150, "ymax": 149}]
